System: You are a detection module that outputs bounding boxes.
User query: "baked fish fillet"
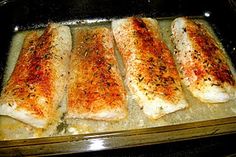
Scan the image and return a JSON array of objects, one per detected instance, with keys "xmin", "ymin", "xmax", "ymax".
[
  {"xmin": 0, "ymin": 24, "xmax": 72, "ymax": 128},
  {"xmin": 171, "ymin": 17, "xmax": 236, "ymax": 103},
  {"xmin": 112, "ymin": 17, "xmax": 188, "ymax": 119},
  {"xmin": 67, "ymin": 27, "xmax": 127, "ymax": 120}
]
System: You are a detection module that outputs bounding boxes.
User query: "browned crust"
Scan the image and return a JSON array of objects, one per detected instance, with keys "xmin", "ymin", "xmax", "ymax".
[
  {"xmin": 1, "ymin": 25, "xmax": 59, "ymax": 121},
  {"xmin": 184, "ymin": 19, "xmax": 235, "ymax": 86},
  {"xmin": 114, "ymin": 17, "xmax": 183, "ymax": 103},
  {"xmin": 67, "ymin": 27, "xmax": 127, "ymax": 119}
]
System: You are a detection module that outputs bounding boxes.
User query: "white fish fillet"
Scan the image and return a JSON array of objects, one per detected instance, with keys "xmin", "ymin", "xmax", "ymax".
[
  {"xmin": 0, "ymin": 24, "xmax": 72, "ymax": 128},
  {"xmin": 112, "ymin": 17, "xmax": 188, "ymax": 119},
  {"xmin": 67, "ymin": 27, "xmax": 127, "ymax": 121},
  {"xmin": 171, "ymin": 17, "xmax": 236, "ymax": 103}
]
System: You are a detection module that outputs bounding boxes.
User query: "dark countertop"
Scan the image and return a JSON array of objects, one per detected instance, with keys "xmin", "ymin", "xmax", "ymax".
[{"xmin": 57, "ymin": 133, "xmax": 236, "ymax": 157}]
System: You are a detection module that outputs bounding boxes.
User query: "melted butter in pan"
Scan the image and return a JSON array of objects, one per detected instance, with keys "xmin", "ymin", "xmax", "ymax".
[{"xmin": 0, "ymin": 18, "xmax": 236, "ymax": 140}]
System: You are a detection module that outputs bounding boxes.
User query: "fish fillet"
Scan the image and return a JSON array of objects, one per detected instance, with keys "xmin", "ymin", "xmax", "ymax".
[
  {"xmin": 0, "ymin": 24, "xmax": 72, "ymax": 128},
  {"xmin": 112, "ymin": 17, "xmax": 188, "ymax": 119},
  {"xmin": 67, "ymin": 27, "xmax": 127, "ymax": 120},
  {"xmin": 171, "ymin": 17, "xmax": 236, "ymax": 103}
]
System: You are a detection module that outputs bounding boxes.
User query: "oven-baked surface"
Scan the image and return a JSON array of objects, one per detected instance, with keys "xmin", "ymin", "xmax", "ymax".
[
  {"xmin": 0, "ymin": 17, "xmax": 235, "ymax": 141},
  {"xmin": 67, "ymin": 27, "xmax": 127, "ymax": 121},
  {"xmin": 171, "ymin": 17, "xmax": 236, "ymax": 103},
  {"xmin": 0, "ymin": 24, "xmax": 72, "ymax": 128},
  {"xmin": 112, "ymin": 17, "xmax": 188, "ymax": 119}
]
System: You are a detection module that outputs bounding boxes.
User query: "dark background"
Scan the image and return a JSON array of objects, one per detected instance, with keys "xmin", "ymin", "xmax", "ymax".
[{"xmin": 59, "ymin": 133, "xmax": 236, "ymax": 157}]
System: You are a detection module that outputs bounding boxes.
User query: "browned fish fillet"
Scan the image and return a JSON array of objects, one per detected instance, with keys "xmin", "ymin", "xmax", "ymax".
[
  {"xmin": 67, "ymin": 27, "xmax": 127, "ymax": 120},
  {"xmin": 112, "ymin": 17, "xmax": 188, "ymax": 119},
  {"xmin": 0, "ymin": 24, "xmax": 72, "ymax": 128},
  {"xmin": 171, "ymin": 17, "xmax": 236, "ymax": 103}
]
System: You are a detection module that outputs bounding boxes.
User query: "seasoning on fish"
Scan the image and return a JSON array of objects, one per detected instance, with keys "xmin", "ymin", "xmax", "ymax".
[
  {"xmin": 112, "ymin": 17, "xmax": 188, "ymax": 119},
  {"xmin": 67, "ymin": 27, "xmax": 127, "ymax": 120},
  {"xmin": 171, "ymin": 17, "xmax": 236, "ymax": 103},
  {"xmin": 0, "ymin": 24, "xmax": 72, "ymax": 128}
]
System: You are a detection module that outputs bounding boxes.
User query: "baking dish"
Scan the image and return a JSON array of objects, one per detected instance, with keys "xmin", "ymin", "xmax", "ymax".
[{"xmin": 0, "ymin": 0, "xmax": 236, "ymax": 156}]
